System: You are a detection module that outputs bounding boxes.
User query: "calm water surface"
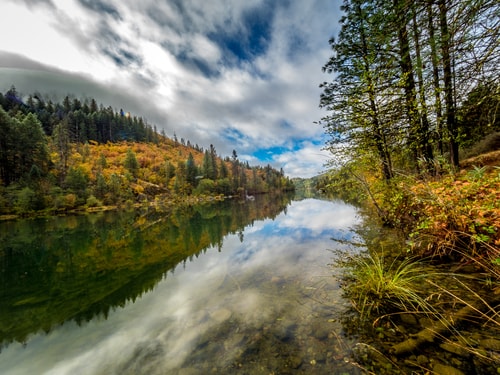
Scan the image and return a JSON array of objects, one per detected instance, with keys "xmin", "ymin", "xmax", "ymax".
[{"xmin": 0, "ymin": 197, "xmax": 362, "ymax": 374}]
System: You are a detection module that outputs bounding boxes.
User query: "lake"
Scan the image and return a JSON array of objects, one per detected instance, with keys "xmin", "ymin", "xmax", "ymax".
[{"xmin": 0, "ymin": 195, "xmax": 363, "ymax": 374}]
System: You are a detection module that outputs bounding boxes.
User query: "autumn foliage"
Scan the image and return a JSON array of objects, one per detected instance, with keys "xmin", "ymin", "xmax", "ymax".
[
  {"xmin": 383, "ymin": 165, "xmax": 500, "ymax": 268},
  {"xmin": 0, "ymin": 90, "xmax": 294, "ymax": 216}
]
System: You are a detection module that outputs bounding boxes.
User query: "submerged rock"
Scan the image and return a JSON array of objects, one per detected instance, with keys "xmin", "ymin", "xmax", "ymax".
[
  {"xmin": 432, "ymin": 363, "xmax": 465, "ymax": 375},
  {"xmin": 177, "ymin": 367, "xmax": 202, "ymax": 375},
  {"xmin": 399, "ymin": 313, "xmax": 418, "ymax": 326},
  {"xmin": 440, "ymin": 342, "xmax": 470, "ymax": 357},
  {"xmin": 479, "ymin": 338, "xmax": 500, "ymax": 351},
  {"xmin": 416, "ymin": 355, "xmax": 428, "ymax": 365},
  {"xmin": 210, "ymin": 308, "xmax": 232, "ymax": 323},
  {"xmin": 286, "ymin": 354, "xmax": 303, "ymax": 369},
  {"xmin": 310, "ymin": 321, "xmax": 330, "ymax": 340}
]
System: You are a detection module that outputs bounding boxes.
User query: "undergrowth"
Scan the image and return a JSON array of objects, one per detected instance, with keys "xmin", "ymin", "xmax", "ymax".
[
  {"xmin": 334, "ymin": 160, "xmax": 500, "ymax": 373},
  {"xmin": 380, "ymin": 166, "xmax": 500, "ymax": 271}
]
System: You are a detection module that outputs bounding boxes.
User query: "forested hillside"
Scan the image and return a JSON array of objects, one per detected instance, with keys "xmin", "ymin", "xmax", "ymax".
[{"xmin": 0, "ymin": 87, "xmax": 294, "ymax": 216}]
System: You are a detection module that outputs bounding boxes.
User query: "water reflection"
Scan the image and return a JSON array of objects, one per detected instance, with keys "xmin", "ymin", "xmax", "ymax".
[
  {"xmin": 0, "ymin": 198, "xmax": 361, "ymax": 374},
  {"xmin": 0, "ymin": 194, "xmax": 292, "ymax": 348}
]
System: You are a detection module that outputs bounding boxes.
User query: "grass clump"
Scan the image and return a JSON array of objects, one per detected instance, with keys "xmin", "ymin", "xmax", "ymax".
[{"xmin": 342, "ymin": 252, "xmax": 432, "ymax": 321}]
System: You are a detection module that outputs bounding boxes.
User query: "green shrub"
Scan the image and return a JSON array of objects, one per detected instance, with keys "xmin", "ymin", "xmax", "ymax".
[
  {"xmin": 86, "ymin": 195, "xmax": 102, "ymax": 208},
  {"xmin": 16, "ymin": 187, "xmax": 36, "ymax": 214},
  {"xmin": 194, "ymin": 179, "xmax": 216, "ymax": 195},
  {"xmin": 15, "ymin": 187, "xmax": 44, "ymax": 214},
  {"xmin": 65, "ymin": 167, "xmax": 89, "ymax": 199}
]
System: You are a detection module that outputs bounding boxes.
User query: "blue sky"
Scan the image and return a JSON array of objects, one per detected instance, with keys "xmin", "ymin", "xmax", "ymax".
[{"xmin": 0, "ymin": 0, "xmax": 342, "ymax": 178}]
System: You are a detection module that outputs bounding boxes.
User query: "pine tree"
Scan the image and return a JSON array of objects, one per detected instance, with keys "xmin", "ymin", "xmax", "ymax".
[
  {"xmin": 320, "ymin": 0, "xmax": 396, "ymax": 180},
  {"xmin": 124, "ymin": 148, "xmax": 139, "ymax": 177},
  {"xmin": 186, "ymin": 153, "xmax": 197, "ymax": 188}
]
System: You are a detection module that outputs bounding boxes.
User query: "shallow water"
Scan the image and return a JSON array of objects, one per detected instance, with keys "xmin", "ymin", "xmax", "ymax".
[{"xmin": 0, "ymin": 197, "xmax": 363, "ymax": 374}]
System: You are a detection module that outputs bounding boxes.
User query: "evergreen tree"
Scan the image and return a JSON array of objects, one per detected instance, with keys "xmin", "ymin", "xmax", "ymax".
[
  {"xmin": 94, "ymin": 173, "xmax": 107, "ymax": 199},
  {"xmin": 98, "ymin": 153, "xmax": 108, "ymax": 170},
  {"xmin": 209, "ymin": 144, "xmax": 218, "ymax": 180},
  {"xmin": 174, "ymin": 161, "xmax": 187, "ymax": 194},
  {"xmin": 18, "ymin": 113, "xmax": 49, "ymax": 181},
  {"xmin": 65, "ymin": 166, "xmax": 89, "ymax": 199},
  {"xmin": 4, "ymin": 85, "xmax": 21, "ymax": 113},
  {"xmin": 320, "ymin": 0, "xmax": 499, "ymax": 173},
  {"xmin": 202, "ymin": 150, "xmax": 216, "ymax": 180},
  {"xmin": 231, "ymin": 150, "xmax": 240, "ymax": 191},
  {"xmin": 52, "ymin": 119, "xmax": 71, "ymax": 183},
  {"xmin": 0, "ymin": 106, "xmax": 15, "ymax": 184},
  {"xmin": 393, "ymin": 0, "xmax": 433, "ymax": 170},
  {"xmin": 186, "ymin": 153, "xmax": 197, "ymax": 188},
  {"xmin": 219, "ymin": 160, "xmax": 228, "ymax": 179},
  {"xmin": 124, "ymin": 148, "xmax": 139, "ymax": 177},
  {"xmin": 320, "ymin": 0, "xmax": 396, "ymax": 180}
]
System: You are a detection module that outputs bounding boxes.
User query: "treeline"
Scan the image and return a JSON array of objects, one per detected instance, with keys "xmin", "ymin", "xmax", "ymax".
[
  {"xmin": 320, "ymin": 0, "xmax": 499, "ymax": 180},
  {"xmin": 0, "ymin": 85, "xmax": 159, "ymax": 144},
  {"xmin": 0, "ymin": 88, "xmax": 294, "ymax": 215}
]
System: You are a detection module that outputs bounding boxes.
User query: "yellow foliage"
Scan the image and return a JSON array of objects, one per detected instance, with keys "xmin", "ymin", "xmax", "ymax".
[
  {"xmin": 70, "ymin": 152, "xmax": 83, "ymax": 165},
  {"xmin": 395, "ymin": 169, "xmax": 500, "ymax": 260},
  {"xmin": 65, "ymin": 194, "xmax": 77, "ymax": 208},
  {"xmin": 131, "ymin": 183, "xmax": 144, "ymax": 195}
]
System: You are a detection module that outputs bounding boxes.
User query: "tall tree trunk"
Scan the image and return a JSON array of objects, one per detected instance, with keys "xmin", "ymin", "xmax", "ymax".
[
  {"xmin": 426, "ymin": 1, "xmax": 444, "ymax": 156},
  {"xmin": 411, "ymin": 4, "xmax": 434, "ymax": 169},
  {"xmin": 393, "ymin": 0, "xmax": 423, "ymax": 171},
  {"xmin": 439, "ymin": 0, "xmax": 459, "ymax": 167},
  {"xmin": 357, "ymin": 2, "xmax": 393, "ymax": 180}
]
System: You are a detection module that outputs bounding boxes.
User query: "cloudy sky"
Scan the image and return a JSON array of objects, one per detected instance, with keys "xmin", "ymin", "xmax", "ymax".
[{"xmin": 0, "ymin": 0, "xmax": 342, "ymax": 178}]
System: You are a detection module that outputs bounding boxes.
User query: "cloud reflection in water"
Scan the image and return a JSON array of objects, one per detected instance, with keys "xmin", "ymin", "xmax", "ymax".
[{"xmin": 1, "ymin": 199, "xmax": 360, "ymax": 375}]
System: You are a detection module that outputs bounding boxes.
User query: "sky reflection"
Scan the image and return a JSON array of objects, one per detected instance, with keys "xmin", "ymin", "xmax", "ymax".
[{"xmin": 0, "ymin": 199, "xmax": 360, "ymax": 375}]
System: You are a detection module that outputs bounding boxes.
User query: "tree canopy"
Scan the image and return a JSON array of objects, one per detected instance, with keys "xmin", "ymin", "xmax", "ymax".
[{"xmin": 320, "ymin": 0, "xmax": 499, "ymax": 178}]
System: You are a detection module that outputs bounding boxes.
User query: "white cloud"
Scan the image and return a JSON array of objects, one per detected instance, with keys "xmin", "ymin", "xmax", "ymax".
[
  {"xmin": 189, "ymin": 34, "xmax": 222, "ymax": 64},
  {"xmin": 0, "ymin": 0, "xmax": 342, "ymax": 178},
  {"xmin": 278, "ymin": 199, "xmax": 359, "ymax": 233},
  {"xmin": 0, "ymin": 2, "xmax": 88, "ymax": 73},
  {"xmin": 274, "ymin": 141, "xmax": 331, "ymax": 178}
]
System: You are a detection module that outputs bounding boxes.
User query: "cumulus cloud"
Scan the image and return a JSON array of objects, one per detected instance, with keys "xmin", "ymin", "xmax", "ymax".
[
  {"xmin": 0, "ymin": 0, "xmax": 342, "ymax": 177},
  {"xmin": 273, "ymin": 140, "xmax": 332, "ymax": 178}
]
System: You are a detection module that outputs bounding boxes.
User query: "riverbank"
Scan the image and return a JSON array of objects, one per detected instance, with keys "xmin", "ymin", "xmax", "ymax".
[
  {"xmin": 0, "ymin": 193, "xmax": 229, "ymax": 222},
  {"xmin": 332, "ymin": 152, "xmax": 500, "ymax": 374},
  {"xmin": 384, "ymin": 154, "xmax": 500, "ymax": 266}
]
